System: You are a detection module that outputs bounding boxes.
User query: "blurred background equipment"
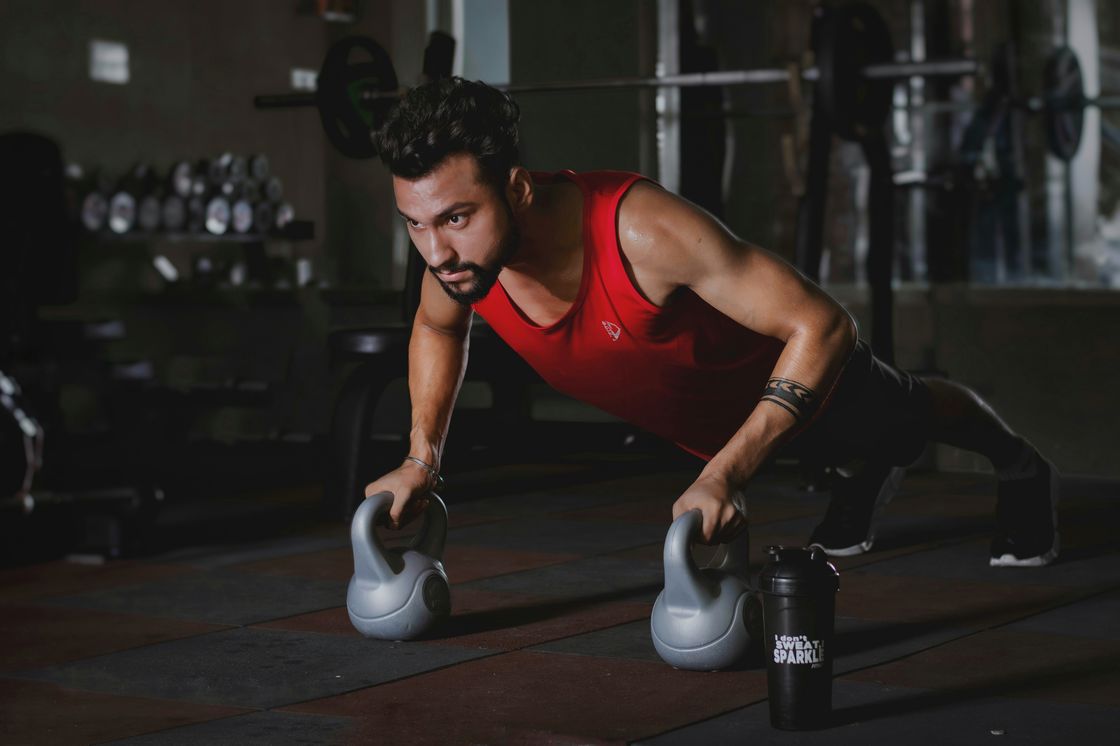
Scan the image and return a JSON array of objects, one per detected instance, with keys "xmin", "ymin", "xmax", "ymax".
[{"xmin": 1, "ymin": 0, "xmax": 1118, "ymax": 562}]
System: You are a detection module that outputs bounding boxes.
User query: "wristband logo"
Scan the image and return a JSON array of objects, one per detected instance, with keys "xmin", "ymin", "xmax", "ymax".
[{"xmin": 773, "ymin": 634, "xmax": 825, "ymax": 667}]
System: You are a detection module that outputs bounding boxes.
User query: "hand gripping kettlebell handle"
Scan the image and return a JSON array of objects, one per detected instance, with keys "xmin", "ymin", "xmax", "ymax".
[
  {"xmin": 351, "ymin": 491, "xmax": 449, "ymax": 584},
  {"xmin": 707, "ymin": 524, "xmax": 750, "ymax": 581},
  {"xmin": 409, "ymin": 492, "xmax": 447, "ymax": 560}
]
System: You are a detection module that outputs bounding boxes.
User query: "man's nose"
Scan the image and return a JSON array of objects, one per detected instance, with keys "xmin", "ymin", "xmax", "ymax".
[{"xmin": 421, "ymin": 231, "xmax": 456, "ymax": 270}]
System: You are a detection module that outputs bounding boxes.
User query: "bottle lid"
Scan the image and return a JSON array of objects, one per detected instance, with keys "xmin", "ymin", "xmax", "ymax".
[{"xmin": 758, "ymin": 545, "xmax": 840, "ymax": 596}]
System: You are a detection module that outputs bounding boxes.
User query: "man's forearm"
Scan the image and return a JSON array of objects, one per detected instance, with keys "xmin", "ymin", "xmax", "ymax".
[
  {"xmin": 407, "ymin": 320, "xmax": 470, "ymax": 469},
  {"xmin": 701, "ymin": 315, "xmax": 855, "ymax": 490}
]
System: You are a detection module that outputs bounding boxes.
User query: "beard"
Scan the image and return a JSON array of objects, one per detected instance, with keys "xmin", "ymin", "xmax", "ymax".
[{"xmin": 431, "ymin": 213, "xmax": 519, "ymax": 307}]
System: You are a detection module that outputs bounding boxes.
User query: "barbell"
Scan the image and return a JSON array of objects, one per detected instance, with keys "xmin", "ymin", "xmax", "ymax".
[{"xmin": 254, "ymin": 3, "xmax": 1113, "ymax": 162}]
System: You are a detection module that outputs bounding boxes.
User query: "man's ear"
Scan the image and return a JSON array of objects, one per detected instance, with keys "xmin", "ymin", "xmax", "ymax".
[{"xmin": 506, "ymin": 166, "xmax": 533, "ymax": 212}]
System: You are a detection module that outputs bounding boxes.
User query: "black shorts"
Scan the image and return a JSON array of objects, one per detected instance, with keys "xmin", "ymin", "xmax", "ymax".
[{"xmin": 783, "ymin": 339, "xmax": 932, "ymax": 468}]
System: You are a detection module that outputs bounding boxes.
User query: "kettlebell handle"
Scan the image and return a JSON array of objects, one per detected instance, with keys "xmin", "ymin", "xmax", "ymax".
[
  {"xmin": 351, "ymin": 491, "xmax": 448, "ymax": 584},
  {"xmin": 662, "ymin": 509, "xmax": 713, "ymax": 610}
]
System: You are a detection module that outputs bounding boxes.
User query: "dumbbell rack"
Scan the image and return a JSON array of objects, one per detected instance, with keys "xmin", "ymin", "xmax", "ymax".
[
  {"xmin": 81, "ymin": 217, "xmax": 316, "ymax": 291},
  {"xmin": 90, "ymin": 223, "xmax": 314, "ymax": 243}
]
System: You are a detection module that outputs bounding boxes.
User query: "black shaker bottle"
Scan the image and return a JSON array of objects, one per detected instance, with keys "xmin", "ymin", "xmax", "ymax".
[{"xmin": 758, "ymin": 545, "xmax": 840, "ymax": 729}]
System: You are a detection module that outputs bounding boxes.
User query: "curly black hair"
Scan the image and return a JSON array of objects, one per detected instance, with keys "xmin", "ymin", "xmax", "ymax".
[{"xmin": 375, "ymin": 77, "xmax": 521, "ymax": 192}]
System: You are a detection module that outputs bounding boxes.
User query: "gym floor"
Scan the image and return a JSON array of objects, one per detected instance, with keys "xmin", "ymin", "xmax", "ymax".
[{"xmin": 1, "ymin": 454, "xmax": 1118, "ymax": 745}]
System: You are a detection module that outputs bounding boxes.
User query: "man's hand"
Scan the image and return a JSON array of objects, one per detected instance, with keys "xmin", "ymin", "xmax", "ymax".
[
  {"xmin": 672, "ymin": 473, "xmax": 748, "ymax": 545},
  {"xmin": 363, "ymin": 460, "xmax": 437, "ymax": 530}
]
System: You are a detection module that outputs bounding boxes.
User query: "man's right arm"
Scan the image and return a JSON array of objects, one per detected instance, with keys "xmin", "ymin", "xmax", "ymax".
[{"xmin": 365, "ymin": 270, "xmax": 472, "ymax": 528}]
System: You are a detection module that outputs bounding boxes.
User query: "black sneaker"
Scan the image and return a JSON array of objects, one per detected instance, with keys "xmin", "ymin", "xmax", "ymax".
[
  {"xmin": 809, "ymin": 463, "xmax": 906, "ymax": 556},
  {"xmin": 990, "ymin": 453, "xmax": 1060, "ymax": 567}
]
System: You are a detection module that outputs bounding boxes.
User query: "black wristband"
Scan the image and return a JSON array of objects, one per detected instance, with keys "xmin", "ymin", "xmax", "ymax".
[{"xmin": 760, "ymin": 377, "xmax": 818, "ymax": 423}]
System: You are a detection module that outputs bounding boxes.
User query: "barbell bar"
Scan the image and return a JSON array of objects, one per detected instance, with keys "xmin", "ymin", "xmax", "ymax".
[
  {"xmin": 254, "ymin": 85, "xmax": 1117, "ymax": 114},
  {"xmin": 408, "ymin": 58, "xmax": 979, "ymax": 94},
  {"xmin": 253, "ymin": 58, "xmax": 980, "ymax": 107},
  {"xmin": 254, "ymin": 21, "xmax": 1115, "ymax": 161}
]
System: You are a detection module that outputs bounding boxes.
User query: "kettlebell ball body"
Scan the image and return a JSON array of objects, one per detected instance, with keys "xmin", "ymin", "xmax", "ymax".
[
  {"xmin": 651, "ymin": 509, "xmax": 761, "ymax": 671},
  {"xmin": 347, "ymin": 491, "xmax": 451, "ymax": 640}
]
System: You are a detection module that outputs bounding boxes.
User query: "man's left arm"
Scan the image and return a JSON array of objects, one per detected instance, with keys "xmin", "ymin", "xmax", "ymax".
[{"xmin": 618, "ymin": 182, "xmax": 857, "ymax": 543}]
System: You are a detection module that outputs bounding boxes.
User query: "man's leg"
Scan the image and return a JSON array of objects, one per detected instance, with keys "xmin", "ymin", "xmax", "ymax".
[
  {"xmin": 922, "ymin": 377, "xmax": 1060, "ymax": 567},
  {"xmin": 922, "ymin": 377, "xmax": 1026, "ymax": 467},
  {"xmin": 804, "ymin": 340, "xmax": 1058, "ymax": 566}
]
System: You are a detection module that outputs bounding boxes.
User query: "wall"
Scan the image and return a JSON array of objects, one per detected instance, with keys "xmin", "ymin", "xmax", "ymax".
[
  {"xmin": 835, "ymin": 284, "xmax": 1120, "ymax": 477},
  {"xmin": 507, "ymin": 0, "xmax": 656, "ymax": 174},
  {"xmin": 1, "ymin": 0, "xmax": 330, "ymax": 260}
]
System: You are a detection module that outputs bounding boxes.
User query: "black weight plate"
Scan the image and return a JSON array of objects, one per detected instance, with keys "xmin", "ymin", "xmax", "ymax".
[
  {"xmin": 1044, "ymin": 47, "xmax": 1084, "ymax": 161},
  {"xmin": 254, "ymin": 201, "xmax": 275, "ymax": 234},
  {"xmin": 161, "ymin": 195, "xmax": 186, "ymax": 231},
  {"xmin": 264, "ymin": 176, "xmax": 283, "ymax": 202},
  {"xmin": 814, "ymin": 2, "xmax": 894, "ymax": 141},
  {"xmin": 423, "ymin": 31, "xmax": 456, "ymax": 80},
  {"xmin": 138, "ymin": 195, "xmax": 162, "ymax": 232},
  {"xmin": 81, "ymin": 191, "xmax": 108, "ymax": 231},
  {"xmin": 317, "ymin": 36, "xmax": 399, "ymax": 159},
  {"xmin": 248, "ymin": 153, "xmax": 270, "ymax": 182}
]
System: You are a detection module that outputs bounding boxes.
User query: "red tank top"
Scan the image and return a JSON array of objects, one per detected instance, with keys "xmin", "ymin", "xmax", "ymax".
[{"xmin": 472, "ymin": 170, "xmax": 785, "ymax": 460}]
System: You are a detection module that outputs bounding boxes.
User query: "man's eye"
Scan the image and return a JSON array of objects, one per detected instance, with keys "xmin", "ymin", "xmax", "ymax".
[{"xmin": 448, "ymin": 215, "xmax": 463, "ymax": 225}]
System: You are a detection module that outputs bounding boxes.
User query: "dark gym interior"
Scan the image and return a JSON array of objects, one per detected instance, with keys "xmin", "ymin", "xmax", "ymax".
[{"xmin": 2, "ymin": 1, "xmax": 1119, "ymax": 743}]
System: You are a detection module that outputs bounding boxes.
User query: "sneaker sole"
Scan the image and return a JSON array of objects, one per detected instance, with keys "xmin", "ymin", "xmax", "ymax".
[
  {"xmin": 989, "ymin": 534, "xmax": 1060, "ymax": 567},
  {"xmin": 989, "ymin": 460, "xmax": 1061, "ymax": 568},
  {"xmin": 811, "ymin": 538, "xmax": 873, "ymax": 558},
  {"xmin": 811, "ymin": 466, "xmax": 906, "ymax": 557}
]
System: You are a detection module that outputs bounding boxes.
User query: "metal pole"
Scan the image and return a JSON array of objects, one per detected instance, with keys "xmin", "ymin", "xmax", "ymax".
[
  {"xmin": 497, "ymin": 59, "xmax": 979, "ymax": 92},
  {"xmin": 656, "ymin": 0, "xmax": 680, "ymax": 194},
  {"xmin": 499, "ymin": 68, "xmax": 797, "ymax": 93},
  {"xmin": 908, "ymin": 0, "xmax": 927, "ymax": 282},
  {"xmin": 255, "ymin": 93, "xmax": 318, "ymax": 108},
  {"xmin": 862, "ymin": 58, "xmax": 979, "ymax": 79}
]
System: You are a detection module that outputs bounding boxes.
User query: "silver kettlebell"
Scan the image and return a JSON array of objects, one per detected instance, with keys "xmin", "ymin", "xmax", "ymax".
[
  {"xmin": 347, "ymin": 491, "xmax": 451, "ymax": 640},
  {"xmin": 650, "ymin": 508, "xmax": 762, "ymax": 670}
]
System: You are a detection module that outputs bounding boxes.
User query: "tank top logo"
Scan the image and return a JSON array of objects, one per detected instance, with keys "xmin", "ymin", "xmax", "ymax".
[{"xmin": 601, "ymin": 321, "xmax": 622, "ymax": 342}]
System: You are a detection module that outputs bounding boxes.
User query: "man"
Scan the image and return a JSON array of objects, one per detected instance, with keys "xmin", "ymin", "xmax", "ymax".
[{"xmin": 363, "ymin": 77, "xmax": 1059, "ymax": 567}]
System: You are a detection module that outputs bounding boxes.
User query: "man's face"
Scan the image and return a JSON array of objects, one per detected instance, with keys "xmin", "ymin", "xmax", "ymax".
[{"xmin": 393, "ymin": 153, "xmax": 518, "ymax": 306}]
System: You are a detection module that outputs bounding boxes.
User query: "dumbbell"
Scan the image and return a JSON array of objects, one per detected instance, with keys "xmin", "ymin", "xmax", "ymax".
[
  {"xmin": 225, "ymin": 181, "xmax": 258, "ymax": 234},
  {"xmin": 137, "ymin": 193, "xmax": 162, "ymax": 232},
  {"xmin": 263, "ymin": 176, "xmax": 283, "ymax": 202},
  {"xmin": 186, "ymin": 195, "xmax": 207, "ymax": 234},
  {"xmin": 78, "ymin": 169, "xmax": 115, "ymax": 232},
  {"xmin": 248, "ymin": 153, "xmax": 270, "ymax": 182},
  {"xmin": 253, "ymin": 201, "xmax": 274, "ymax": 235},
  {"xmin": 205, "ymin": 194, "xmax": 231, "ymax": 235},
  {"xmin": 137, "ymin": 165, "xmax": 168, "ymax": 232},
  {"xmin": 107, "ymin": 163, "xmax": 160, "ymax": 234},
  {"xmin": 161, "ymin": 194, "xmax": 187, "ymax": 232},
  {"xmin": 169, "ymin": 160, "xmax": 194, "ymax": 199},
  {"xmin": 250, "ymin": 200, "xmax": 296, "ymax": 235}
]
